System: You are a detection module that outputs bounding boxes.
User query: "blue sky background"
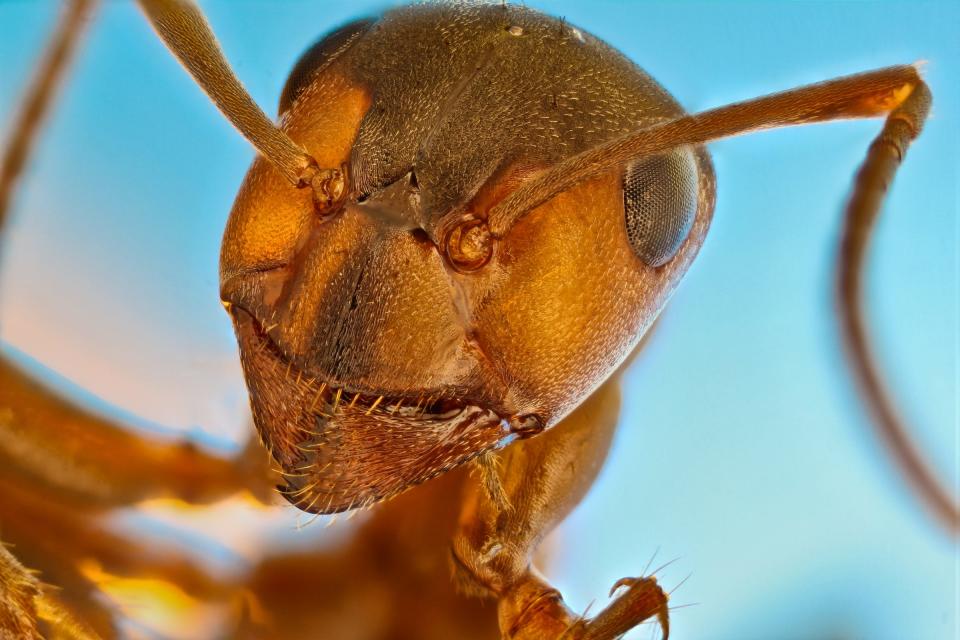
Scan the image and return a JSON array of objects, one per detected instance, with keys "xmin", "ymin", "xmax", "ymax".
[{"xmin": 0, "ymin": 2, "xmax": 956, "ymax": 638}]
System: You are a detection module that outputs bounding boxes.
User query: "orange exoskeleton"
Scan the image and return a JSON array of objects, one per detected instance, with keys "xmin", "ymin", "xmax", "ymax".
[{"xmin": 131, "ymin": 1, "xmax": 956, "ymax": 637}]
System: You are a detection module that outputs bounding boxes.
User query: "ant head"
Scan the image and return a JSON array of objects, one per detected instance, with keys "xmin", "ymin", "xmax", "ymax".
[{"xmin": 216, "ymin": 4, "xmax": 715, "ymax": 512}]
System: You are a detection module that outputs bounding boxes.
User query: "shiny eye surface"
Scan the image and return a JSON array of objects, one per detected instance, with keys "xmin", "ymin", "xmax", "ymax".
[
  {"xmin": 623, "ymin": 149, "xmax": 699, "ymax": 267},
  {"xmin": 278, "ymin": 18, "xmax": 375, "ymax": 114}
]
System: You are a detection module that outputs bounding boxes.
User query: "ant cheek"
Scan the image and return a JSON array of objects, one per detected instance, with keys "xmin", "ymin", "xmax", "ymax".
[{"xmin": 220, "ymin": 160, "xmax": 316, "ymax": 285}]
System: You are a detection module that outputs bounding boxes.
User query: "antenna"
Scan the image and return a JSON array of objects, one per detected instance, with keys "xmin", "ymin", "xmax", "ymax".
[{"xmin": 138, "ymin": 0, "xmax": 322, "ymax": 189}]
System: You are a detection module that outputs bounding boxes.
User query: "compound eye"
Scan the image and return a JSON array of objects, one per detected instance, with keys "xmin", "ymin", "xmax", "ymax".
[
  {"xmin": 278, "ymin": 18, "xmax": 375, "ymax": 114},
  {"xmin": 623, "ymin": 149, "xmax": 699, "ymax": 267}
]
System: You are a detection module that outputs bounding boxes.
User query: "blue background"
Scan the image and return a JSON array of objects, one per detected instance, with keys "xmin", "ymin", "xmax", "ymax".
[{"xmin": 0, "ymin": 2, "xmax": 956, "ymax": 638}]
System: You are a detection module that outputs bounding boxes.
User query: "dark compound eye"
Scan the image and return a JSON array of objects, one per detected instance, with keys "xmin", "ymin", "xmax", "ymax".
[
  {"xmin": 278, "ymin": 18, "xmax": 375, "ymax": 114},
  {"xmin": 623, "ymin": 149, "xmax": 699, "ymax": 267}
]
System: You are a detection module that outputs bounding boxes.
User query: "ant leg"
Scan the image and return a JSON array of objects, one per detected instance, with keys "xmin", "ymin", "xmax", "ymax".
[
  {"xmin": 494, "ymin": 571, "xmax": 671, "ymax": 640},
  {"xmin": 0, "ymin": 3, "xmax": 274, "ymax": 509},
  {"xmin": 0, "ymin": 475, "xmax": 229, "ymax": 601},
  {"xmin": 580, "ymin": 576, "xmax": 669, "ymax": 640},
  {"xmin": 452, "ymin": 375, "xmax": 619, "ymax": 636},
  {"xmin": 0, "ymin": 355, "xmax": 276, "ymax": 507},
  {"xmin": 452, "ymin": 346, "xmax": 670, "ymax": 639}
]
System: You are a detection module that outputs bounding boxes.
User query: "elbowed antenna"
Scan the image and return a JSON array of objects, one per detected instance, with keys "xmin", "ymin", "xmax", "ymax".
[
  {"xmin": 137, "ymin": 0, "xmax": 320, "ymax": 188},
  {"xmin": 488, "ymin": 62, "xmax": 958, "ymax": 535}
]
